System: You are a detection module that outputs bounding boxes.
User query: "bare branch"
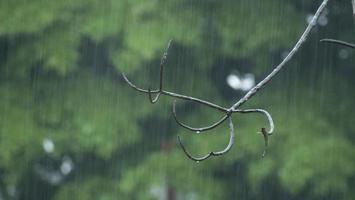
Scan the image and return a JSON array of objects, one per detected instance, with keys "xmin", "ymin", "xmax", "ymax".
[
  {"xmin": 163, "ymin": 91, "xmax": 228, "ymax": 112},
  {"xmin": 148, "ymin": 40, "xmax": 172, "ymax": 103},
  {"xmin": 122, "ymin": 39, "xmax": 227, "ymax": 112},
  {"xmin": 122, "ymin": 0, "xmax": 330, "ymax": 162},
  {"xmin": 320, "ymin": 39, "xmax": 355, "ymax": 48},
  {"xmin": 229, "ymin": 0, "xmax": 330, "ymax": 111},
  {"xmin": 178, "ymin": 117, "xmax": 235, "ymax": 162},
  {"xmin": 167, "ymin": 0, "xmax": 328, "ymax": 134},
  {"xmin": 122, "ymin": 73, "xmax": 228, "ymax": 112},
  {"xmin": 122, "ymin": 73, "xmax": 159, "ymax": 93}
]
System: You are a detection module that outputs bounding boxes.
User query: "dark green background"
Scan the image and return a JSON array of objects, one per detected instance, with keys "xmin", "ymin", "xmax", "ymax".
[{"xmin": 0, "ymin": 0, "xmax": 354, "ymax": 199}]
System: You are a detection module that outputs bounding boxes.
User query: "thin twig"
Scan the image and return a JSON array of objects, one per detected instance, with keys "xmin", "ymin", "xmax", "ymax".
[
  {"xmin": 260, "ymin": 128, "xmax": 268, "ymax": 158},
  {"xmin": 122, "ymin": 73, "xmax": 159, "ymax": 93},
  {"xmin": 320, "ymin": 39, "xmax": 355, "ymax": 48},
  {"xmin": 178, "ymin": 117, "xmax": 235, "ymax": 162},
  {"xmin": 172, "ymin": 100, "xmax": 231, "ymax": 132},
  {"xmin": 122, "ymin": 74, "xmax": 228, "ymax": 112},
  {"xmin": 147, "ymin": 40, "xmax": 172, "ymax": 103},
  {"xmin": 233, "ymin": 109, "xmax": 273, "ymax": 157}
]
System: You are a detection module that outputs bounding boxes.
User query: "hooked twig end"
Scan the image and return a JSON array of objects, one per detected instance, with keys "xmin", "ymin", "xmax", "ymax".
[{"xmin": 148, "ymin": 88, "xmax": 160, "ymax": 104}]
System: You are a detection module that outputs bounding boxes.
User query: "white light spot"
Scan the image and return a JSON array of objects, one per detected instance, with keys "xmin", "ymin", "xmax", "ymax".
[
  {"xmin": 240, "ymin": 74, "xmax": 255, "ymax": 91},
  {"xmin": 226, "ymin": 73, "xmax": 255, "ymax": 91},
  {"xmin": 42, "ymin": 138, "xmax": 55, "ymax": 153},
  {"xmin": 226, "ymin": 74, "xmax": 242, "ymax": 90},
  {"xmin": 60, "ymin": 157, "xmax": 74, "ymax": 175}
]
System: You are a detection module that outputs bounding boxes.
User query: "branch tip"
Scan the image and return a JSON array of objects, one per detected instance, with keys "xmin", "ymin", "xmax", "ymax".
[
  {"xmin": 259, "ymin": 127, "xmax": 269, "ymax": 158},
  {"xmin": 320, "ymin": 39, "xmax": 355, "ymax": 49}
]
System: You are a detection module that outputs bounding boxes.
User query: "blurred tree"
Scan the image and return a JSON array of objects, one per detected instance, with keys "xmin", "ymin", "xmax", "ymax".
[{"xmin": 0, "ymin": 0, "xmax": 354, "ymax": 200}]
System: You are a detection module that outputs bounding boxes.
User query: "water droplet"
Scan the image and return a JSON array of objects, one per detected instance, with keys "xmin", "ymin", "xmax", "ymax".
[
  {"xmin": 196, "ymin": 161, "xmax": 200, "ymax": 164},
  {"xmin": 196, "ymin": 131, "xmax": 200, "ymax": 134}
]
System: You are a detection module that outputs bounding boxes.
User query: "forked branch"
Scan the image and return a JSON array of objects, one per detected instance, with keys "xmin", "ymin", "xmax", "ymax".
[
  {"xmin": 122, "ymin": 0, "xmax": 330, "ymax": 162},
  {"xmin": 147, "ymin": 40, "xmax": 172, "ymax": 103}
]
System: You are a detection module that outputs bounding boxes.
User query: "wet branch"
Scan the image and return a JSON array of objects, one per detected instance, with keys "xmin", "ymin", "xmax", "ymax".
[
  {"xmin": 320, "ymin": 39, "xmax": 355, "ymax": 49},
  {"xmin": 122, "ymin": 0, "xmax": 330, "ymax": 162},
  {"xmin": 122, "ymin": 73, "xmax": 227, "ymax": 112}
]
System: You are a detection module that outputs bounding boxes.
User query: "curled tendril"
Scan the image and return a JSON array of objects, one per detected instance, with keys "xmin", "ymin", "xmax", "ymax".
[
  {"xmin": 178, "ymin": 117, "xmax": 235, "ymax": 162},
  {"xmin": 233, "ymin": 108, "xmax": 274, "ymax": 135},
  {"xmin": 233, "ymin": 108, "xmax": 274, "ymax": 157}
]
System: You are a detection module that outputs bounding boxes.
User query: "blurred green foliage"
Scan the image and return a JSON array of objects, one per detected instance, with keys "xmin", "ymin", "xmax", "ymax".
[{"xmin": 0, "ymin": 0, "xmax": 354, "ymax": 200}]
